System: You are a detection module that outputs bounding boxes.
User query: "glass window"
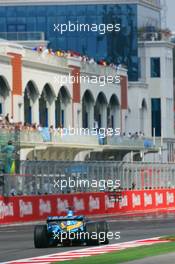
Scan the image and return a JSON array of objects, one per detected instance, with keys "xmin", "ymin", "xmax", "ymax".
[
  {"xmin": 0, "ymin": 3, "xmax": 139, "ymax": 81},
  {"xmin": 17, "ymin": 24, "xmax": 26, "ymax": 32},
  {"xmin": 151, "ymin": 98, "xmax": 161, "ymax": 137},
  {"xmin": 138, "ymin": 57, "xmax": 141, "ymax": 79},
  {"xmin": 87, "ymin": 5, "xmax": 97, "ymax": 15},
  {"xmin": 97, "ymin": 5, "xmax": 106, "ymax": 16},
  {"xmin": 57, "ymin": 6, "xmax": 67, "ymax": 15},
  {"xmin": 6, "ymin": 7, "xmax": 16, "ymax": 17},
  {"xmin": 96, "ymin": 35, "xmax": 107, "ymax": 59},
  {"xmin": 57, "ymin": 16, "xmax": 67, "ymax": 24},
  {"xmin": 47, "ymin": 16, "xmax": 58, "ymax": 36},
  {"xmin": 69, "ymin": 37, "xmax": 78, "ymax": 50},
  {"xmin": 67, "ymin": 16, "xmax": 77, "ymax": 23},
  {"xmin": 76, "ymin": 5, "xmax": 87, "ymax": 16},
  {"xmin": 37, "ymin": 17, "xmax": 46, "ymax": 31},
  {"xmin": 27, "ymin": 6, "xmax": 37, "ymax": 16},
  {"xmin": 64, "ymin": 5, "xmax": 77, "ymax": 16},
  {"xmin": 46, "ymin": 6, "xmax": 58, "ymax": 16},
  {"xmin": 26, "ymin": 17, "xmax": 37, "ymax": 31},
  {"xmin": 17, "ymin": 17, "xmax": 26, "ymax": 24},
  {"xmin": 151, "ymin": 57, "xmax": 161, "ymax": 78},
  {"xmin": 0, "ymin": 7, "xmax": 6, "ymax": 17},
  {"xmin": 7, "ymin": 24, "xmax": 16, "ymax": 32},
  {"xmin": 36, "ymin": 6, "xmax": 46, "ymax": 16},
  {"xmin": 77, "ymin": 37, "xmax": 87, "ymax": 54},
  {"xmin": 86, "ymin": 16, "xmax": 97, "ymax": 24},
  {"xmin": 0, "ymin": 18, "xmax": 7, "ymax": 31},
  {"xmin": 7, "ymin": 17, "xmax": 16, "ymax": 25},
  {"xmin": 16, "ymin": 6, "xmax": 26, "ymax": 16},
  {"xmin": 57, "ymin": 37, "xmax": 67, "ymax": 50},
  {"xmin": 87, "ymin": 37, "xmax": 97, "ymax": 56},
  {"xmin": 0, "ymin": 103, "xmax": 2, "ymax": 114}
]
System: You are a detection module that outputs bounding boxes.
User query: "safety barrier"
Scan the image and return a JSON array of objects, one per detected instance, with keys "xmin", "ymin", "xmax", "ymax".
[
  {"xmin": 0, "ymin": 189, "xmax": 175, "ymax": 224},
  {"xmin": 2, "ymin": 161, "xmax": 175, "ymax": 196},
  {"xmin": 0, "ymin": 161, "xmax": 121, "ymax": 196},
  {"xmin": 119, "ymin": 163, "xmax": 175, "ymax": 190}
]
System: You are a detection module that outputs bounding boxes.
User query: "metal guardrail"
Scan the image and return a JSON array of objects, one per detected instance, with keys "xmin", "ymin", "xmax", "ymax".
[
  {"xmin": 0, "ymin": 161, "xmax": 121, "ymax": 196},
  {"xmin": 119, "ymin": 163, "xmax": 175, "ymax": 191}
]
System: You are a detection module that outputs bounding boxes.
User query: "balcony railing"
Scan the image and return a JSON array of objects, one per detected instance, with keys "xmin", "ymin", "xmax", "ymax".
[
  {"xmin": 24, "ymin": 48, "xmax": 68, "ymax": 68},
  {"xmin": 138, "ymin": 31, "xmax": 172, "ymax": 42},
  {"xmin": 19, "ymin": 130, "xmax": 160, "ymax": 150}
]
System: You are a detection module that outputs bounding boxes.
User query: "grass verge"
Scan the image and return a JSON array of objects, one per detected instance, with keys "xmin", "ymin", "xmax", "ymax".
[{"xmin": 54, "ymin": 241, "xmax": 175, "ymax": 264}]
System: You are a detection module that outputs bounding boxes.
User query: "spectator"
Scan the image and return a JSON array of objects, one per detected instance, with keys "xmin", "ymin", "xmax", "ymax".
[
  {"xmin": 132, "ymin": 182, "xmax": 136, "ymax": 190},
  {"xmin": 10, "ymin": 116, "xmax": 14, "ymax": 124},
  {"xmin": 128, "ymin": 132, "xmax": 132, "ymax": 138},
  {"xmin": 1, "ymin": 140, "xmax": 15, "ymax": 174},
  {"xmin": 134, "ymin": 132, "xmax": 139, "ymax": 139},
  {"xmin": 5, "ymin": 113, "xmax": 10, "ymax": 124}
]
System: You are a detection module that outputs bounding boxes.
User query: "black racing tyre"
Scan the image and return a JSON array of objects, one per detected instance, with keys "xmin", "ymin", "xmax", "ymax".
[
  {"xmin": 98, "ymin": 221, "xmax": 109, "ymax": 232},
  {"xmin": 97, "ymin": 221, "xmax": 109, "ymax": 245},
  {"xmin": 86, "ymin": 222, "xmax": 100, "ymax": 246},
  {"xmin": 34, "ymin": 225, "xmax": 49, "ymax": 248}
]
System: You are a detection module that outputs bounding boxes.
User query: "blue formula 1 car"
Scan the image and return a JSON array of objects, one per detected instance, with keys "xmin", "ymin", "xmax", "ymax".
[{"xmin": 34, "ymin": 210, "xmax": 109, "ymax": 248}]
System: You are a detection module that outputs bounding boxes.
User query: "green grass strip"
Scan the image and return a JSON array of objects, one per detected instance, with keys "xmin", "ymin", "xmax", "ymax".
[{"xmin": 54, "ymin": 242, "xmax": 175, "ymax": 264}]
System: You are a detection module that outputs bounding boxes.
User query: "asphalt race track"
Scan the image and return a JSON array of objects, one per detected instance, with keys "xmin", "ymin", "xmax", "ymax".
[{"xmin": 0, "ymin": 216, "xmax": 175, "ymax": 262}]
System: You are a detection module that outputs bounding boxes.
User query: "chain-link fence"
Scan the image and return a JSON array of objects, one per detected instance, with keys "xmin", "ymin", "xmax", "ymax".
[
  {"xmin": 119, "ymin": 163, "xmax": 175, "ymax": 190},
  {"xmin": 1, "ymin": 161, "xmax": 175, "ymax": 196},
  {"xmin": 0, "ymin": 161, "xmax": 122, "ymax": 196}
]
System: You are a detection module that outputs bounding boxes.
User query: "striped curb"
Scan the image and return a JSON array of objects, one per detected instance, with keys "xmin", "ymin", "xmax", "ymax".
[{"xmin": 5, "ymin": 237, "xmax": 168, "ymax": 264}]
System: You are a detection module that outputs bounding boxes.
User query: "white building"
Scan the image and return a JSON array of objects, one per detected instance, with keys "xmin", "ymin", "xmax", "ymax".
[
  {"xmin": 0, "ymin": 37, "xmax": 174, "ymax": 162},
  {"xmin": 0, "ymin": 39, "xmax": 174, "ymax": 137}
]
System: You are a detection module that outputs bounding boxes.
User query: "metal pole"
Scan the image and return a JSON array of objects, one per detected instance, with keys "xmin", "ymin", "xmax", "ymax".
[{"xmin": 153, "ymin": 127, "xmax": 156, "ymax": 146}]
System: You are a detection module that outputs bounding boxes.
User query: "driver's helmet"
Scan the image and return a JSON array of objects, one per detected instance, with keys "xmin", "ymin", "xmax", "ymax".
[{"xmin": 67, "ymin": 207, "xmax": 74, "ymax": 217}]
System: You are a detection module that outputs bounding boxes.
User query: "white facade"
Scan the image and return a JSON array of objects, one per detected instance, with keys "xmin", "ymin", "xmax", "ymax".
[
  {"xmin": 0, "ymin": 41, "xmax": 123, "ymax": 131},
  {"xmin": 0, "ymin": 39, "xmax": 174, "ymax": 142},
  {"xmin": 139, "ymin": 40, "xmax": 174, "ymax": 138}
]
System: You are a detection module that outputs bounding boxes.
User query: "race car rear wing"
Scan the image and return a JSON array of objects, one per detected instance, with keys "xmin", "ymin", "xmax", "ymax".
[{"xmin": 47, "ymin": 216, "xmax": 84, "ymax": 223}]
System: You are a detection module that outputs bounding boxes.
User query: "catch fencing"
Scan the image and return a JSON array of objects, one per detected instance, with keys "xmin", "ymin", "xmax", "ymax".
[
  {"xmin": 1, "ymin": 161, "xmax": 175, "ymax": 196},
  {"xmin": 0, "ymin": 161, "xmax": 121, "ymax": 196}
]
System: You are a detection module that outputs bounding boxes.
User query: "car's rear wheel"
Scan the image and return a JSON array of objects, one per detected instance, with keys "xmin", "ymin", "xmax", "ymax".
[
  {"xmin": 98, "ymin": 221, "xmax": 109, "ymax": 245},
  {"xmin": 34, "ymin": 225, "xmax": 49, "ymax": 248},
  {"xmin": 86, "ymin": 222, "xmax": 100, "ymax": 246}
]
